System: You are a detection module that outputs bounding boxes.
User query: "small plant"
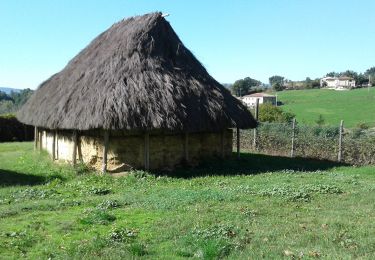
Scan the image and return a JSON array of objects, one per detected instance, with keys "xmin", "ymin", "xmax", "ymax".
[
  {"xmin": 74, "ymin": 163, "xmax": 92, "ymax": 175},
  {"xmin": 315, "ymin": 114, "xmax": 325, "ymax": 126},
  {"xmin": 96, "ymin": 200, "xmax": 120, "ymax": 210},
  {"xmin": 79, "ymin": 209, "xmax": 116, "ymax": 225},
  {"xmin": 12, "ymin": 188, "xmax": 57, "ymax": 201},
  {"xmin": 87, "ymin": 187, "xmax": 111, "ymax": 195},
  {"xmin": 129, "ymin": 243, "xmax": 148, "ymax": 256},
  {"xmin": 108, "ymin": 227, "xmax": 138, "ymax": 242}
]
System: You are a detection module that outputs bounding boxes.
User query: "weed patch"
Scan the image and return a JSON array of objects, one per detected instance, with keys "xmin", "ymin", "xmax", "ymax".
[{"xmin": 79, "ymin": 209, "xmax": 116, "ymax": 225}]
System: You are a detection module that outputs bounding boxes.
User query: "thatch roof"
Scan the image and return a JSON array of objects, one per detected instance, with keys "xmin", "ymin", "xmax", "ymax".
[{"xmin": 18, "ymin": 12, "xmax": 257, "ymax": 132}]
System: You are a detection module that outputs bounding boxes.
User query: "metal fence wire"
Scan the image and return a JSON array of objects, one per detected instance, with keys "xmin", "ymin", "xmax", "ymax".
[{"xmin": 233, "ymin": 121, "xmax": 375, "ymax": 165}]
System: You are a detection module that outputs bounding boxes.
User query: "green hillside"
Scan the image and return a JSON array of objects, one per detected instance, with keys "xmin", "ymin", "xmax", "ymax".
[{"xmin": 276, "ymin": 88, "xmax": 375, "ymax": 128}]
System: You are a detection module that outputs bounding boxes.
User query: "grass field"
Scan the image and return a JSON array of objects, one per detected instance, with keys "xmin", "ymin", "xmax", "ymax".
[
  {"xmin": 276, "ymin": 88, "xmax": 375, "ymax": 128},
  {"xmin": 1, "ymin": 142, "xmax": 375, "ymax": 259}
]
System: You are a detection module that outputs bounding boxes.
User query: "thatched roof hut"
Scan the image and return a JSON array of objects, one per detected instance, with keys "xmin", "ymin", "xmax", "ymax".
[{"xmin": 18, "ymin": 12, "xmax": 256, "ymax": 171}]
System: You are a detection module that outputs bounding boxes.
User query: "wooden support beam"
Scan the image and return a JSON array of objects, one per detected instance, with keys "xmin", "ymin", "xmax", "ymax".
[
  {"xmin": 236, "ymin": 127, "xmax": 240, "ymax": 159},
  {"xmin": 34, "ymin": 127, "xmax": 38, "ymax": 150},
  {"xmin": 144, "ymin": 132, "xmax": 150, "ymax": 170},
  {"xmin": 56, "ymin": 130, "xmax": 59, "ymax": 160},
  {"xmin": 72, "ymin": 130, "xmax": 78, "ymax": 166},
  {"xmin": 39, "ymin": 129, "xmax": 43, "ymax": 150},
  {"xmin": 338, "ymin": 120, "xmax": 344, "ymax": 162},
  {"xmin": 52, "ymin": 130, "xmax": 56, "ymax": 160},
  {"xmin": 102, "ymin": 130, "xmax": 109, "ymax": 173},
  {"xmin": 184, "ymin": 132, "xmax": 189, "ymax": 162}
]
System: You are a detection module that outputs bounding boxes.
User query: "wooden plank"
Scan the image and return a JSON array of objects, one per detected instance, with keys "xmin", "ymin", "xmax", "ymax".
[
  {"xmin": 72, "ymin": 130, "xmax": 78, "ymax": 166},
  {"xmin": 236, "ymin": 127, "xmax": 240, "ymax": 159},
  {"xmin": 338, "ymin": 120, "xmax": 344, "ymax": 162},
  {"xmin": 56, "ymin": 130, "xmax": 59, "ymax": 160},
  {"xmin": 184, "ymin": 132, "xmax": 189, "ymax": 162},
  {"xmin": 52, "ymin": 130, "xmax": 56, "ymax": 160},
  {"xmin": 39, "ymin": 129, "xmax": 43, "ymax": 150},
  {"xmin": 102, "ymin": 130, "xmax": 110, "ymax": 173},
  {"xmin": 144, "ymin": 132, "xmax": 150, "ymax": 170},
  {"xmin": 34, "ymin": 127, "xmax": 38, "ymax": 150}
]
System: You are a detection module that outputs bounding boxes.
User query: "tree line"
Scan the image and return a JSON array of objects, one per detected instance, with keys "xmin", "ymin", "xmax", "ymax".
[
  {"xmin": 230, "ymin": 66, "xmax": 375, "ymax": 96},
  {"xmin": 0, "ymin": 89, "xmax": 34, "ymax": 115}
]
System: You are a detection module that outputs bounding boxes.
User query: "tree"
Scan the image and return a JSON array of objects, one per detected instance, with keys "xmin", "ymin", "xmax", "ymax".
[
  {"xmin": 231, "ymin": 77, "xmax": 262, "ymax": 96},
  {"xmin": 0, "ymin": 89, "xmax": 34, "ymax": 115},
  {"xmin": 9, "ymin": 89, "xmax": 33, "ymax": 108},
  {"xmin": 365, "ymin": 67, "xmax": 375, "ymax": 86},
  {"xmin": 258, "ymin": 103, "xmax": 294, "ymax": 123},
  {"xmin": 269, "ymin": 75, "xmax": 285, "ymax": 91},
  {"xmin": 356, "ymin": 73, "xmax": 368, "ymax": 86},
  {"xmin": 325, "ymin": 72, "xmax": 339, "ymax": 77}
]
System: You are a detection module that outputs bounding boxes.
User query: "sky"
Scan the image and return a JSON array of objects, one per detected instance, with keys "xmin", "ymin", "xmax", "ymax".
[{"xmin": 1, "ymin": 0, "xmax": 375, "ymax": 89}]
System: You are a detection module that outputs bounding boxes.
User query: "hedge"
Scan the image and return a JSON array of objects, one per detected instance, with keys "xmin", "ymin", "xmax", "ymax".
[{"xmin": 0, "ymin": 115, "xmax": 34, "ymax": 142}]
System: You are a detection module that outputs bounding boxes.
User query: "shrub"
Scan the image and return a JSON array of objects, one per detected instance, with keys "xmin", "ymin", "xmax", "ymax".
[{"xmin": 257, "ymin": 103, "xmax": 295, "ymax": 123}]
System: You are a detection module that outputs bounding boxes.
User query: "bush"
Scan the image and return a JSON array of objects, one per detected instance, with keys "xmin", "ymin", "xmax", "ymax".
[
  {"xmin": 0, "ymin": 115, "xmax": 34, "ymax": 142},
  {"xmin": 257, "ymin": 103, "xmax": 295, "ymax": 123}
]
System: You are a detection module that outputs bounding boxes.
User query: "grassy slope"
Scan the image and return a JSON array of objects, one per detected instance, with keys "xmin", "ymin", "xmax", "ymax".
[
  {"xmin": 1, "ymin": 142, "xmax": 375, "ymax": 259},
  {"xmin": 276, "ymin": 88, "xmax": 375, "ymax": 128}
]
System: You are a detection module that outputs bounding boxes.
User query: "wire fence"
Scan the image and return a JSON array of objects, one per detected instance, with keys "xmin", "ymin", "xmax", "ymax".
[{"xmin": 234, "ymin": 121, "xmax": 375, "ymax": 165}]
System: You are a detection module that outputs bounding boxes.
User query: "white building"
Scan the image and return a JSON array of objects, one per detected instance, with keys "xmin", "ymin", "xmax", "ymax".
[
  {"xmin": 320, "ymin": 76, "xmax": 356, "ymax": 90},
  {"xmin": 241, "ymin": 93, "xmax": 277, "ymax": 108}
]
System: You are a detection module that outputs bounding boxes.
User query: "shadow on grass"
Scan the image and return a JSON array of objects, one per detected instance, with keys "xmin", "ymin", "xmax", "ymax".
[
  {"xmin": 0, "ymin": 169, "xmax": 64, "ymax": 187},
  {"xmin": 156, "ymin": 152, "xmax": 347, "ymax": 178}
]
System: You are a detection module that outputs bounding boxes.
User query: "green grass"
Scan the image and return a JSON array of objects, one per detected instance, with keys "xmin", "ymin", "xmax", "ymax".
[
  {"xmin": 1, "ymin": 142, "xmax": 375, "ymax": 259},
  {"xmin": 276, "ymin": 88, "xmax": 375, "ymax": 128}
]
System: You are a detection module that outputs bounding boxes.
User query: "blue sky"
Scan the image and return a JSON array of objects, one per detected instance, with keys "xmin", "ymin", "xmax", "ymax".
[{"xmin": 1, "ymin": 0, "xmax": 374, "ymax": 89}]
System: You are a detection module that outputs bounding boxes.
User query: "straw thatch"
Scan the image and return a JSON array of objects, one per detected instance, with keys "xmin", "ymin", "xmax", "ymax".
[{"xmin": 18, "ymin": 12, "xmax": 256, "ymax": 132}]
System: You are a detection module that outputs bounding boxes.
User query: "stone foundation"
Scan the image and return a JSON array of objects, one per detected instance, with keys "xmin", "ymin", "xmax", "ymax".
[{"xmin": 38, "ymin": 129, "xmax": 233, "ymax": 171}]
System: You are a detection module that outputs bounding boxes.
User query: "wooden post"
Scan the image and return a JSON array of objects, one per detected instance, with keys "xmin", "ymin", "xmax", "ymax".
[
  {"xmin": 236, "ymin": 127, "xmax": 240, "ymax": 159},
  {"xmin": 34, "ymin": 127, "xmax": 38, "ymax": 150},
  {"xmin": 102, "ymin": 130, "xmax": 109, "ymax": 173},
  {"xmin": 72, "ymin": 130, "xmax": 78, "ymax": 166},
  {"xmin": 253, "ymin": 98, "xmax": 259, "ymax": 149},
  {"xmin": 39, "ymin": 129, "xmax": 43, "ymax": 150},
  {"xmin": 56, "ymin": 130, "xmax": 59, "ymax": 160},
  {"xmin": 184, "ymin": 132, "xmax": 189, "ymax": 162},
  {"xmin": 290, "ymin": 118, "xmax": 296, "ymax": 158},
  {"xmin": 52, "ymin": 130, "xmax": 56, "ymax": 160},
  {"xmin": 144, "ymin": 132, "xmax": 150, "ymax": 170},
  {"xmin": 338, "ymin": 120, "xmax": 344, "ymax": 162}
]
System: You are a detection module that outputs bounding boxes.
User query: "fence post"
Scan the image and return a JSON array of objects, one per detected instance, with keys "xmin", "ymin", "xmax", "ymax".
[
  {"xmin": 253, "ymin": 98, "xmax": 259, "ymax": 149},
  {"xmin": 338, "ymin": 120, "xmax": 344, "ymax": 162},
  {"xmin": 290, "ymin": 118, "xmax": 296, "ymax": 158}
]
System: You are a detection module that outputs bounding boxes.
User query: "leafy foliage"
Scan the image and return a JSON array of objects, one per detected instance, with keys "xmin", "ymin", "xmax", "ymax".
[
  {"xmin": 0, "ymin": 89, "xmax": 33, "ymax": 115},
  {"xmin": 231, "ymin": 76, "xmax": 262, "ymax": 96},
  {"xmin": 269, "ymin": 75, "xmax": 285, "ymax": 91},
  {"xmin": 258, "ymin": 103, "xmax": 295, "ymax": 123}
]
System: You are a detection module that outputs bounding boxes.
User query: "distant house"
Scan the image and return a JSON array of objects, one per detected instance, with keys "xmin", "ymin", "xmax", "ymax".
[
  {"xmin": 241, "ymin": 93, "xmax": 277, "ymax": 108},
  {"xmin": 320, "ymin": 76, "xmax": 356, "ymax": 90}
]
